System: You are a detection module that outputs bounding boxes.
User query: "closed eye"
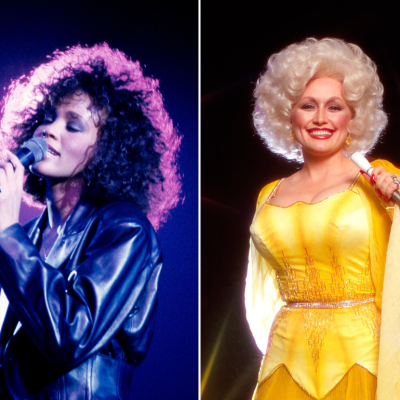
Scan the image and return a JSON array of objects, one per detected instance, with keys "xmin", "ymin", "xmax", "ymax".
[{"xmin": 66, "ymin": 124, "xmax": 82, "ymax": 133}]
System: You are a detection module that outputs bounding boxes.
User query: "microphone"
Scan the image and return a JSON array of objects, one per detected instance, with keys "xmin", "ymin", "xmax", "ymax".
[
  {"xmin": 13, "ymin": 137, "xmax": 48, "ymax": 168},
  {"xmin": 351, "ymin": 151, "xmax": 400, "ymax": 204}
]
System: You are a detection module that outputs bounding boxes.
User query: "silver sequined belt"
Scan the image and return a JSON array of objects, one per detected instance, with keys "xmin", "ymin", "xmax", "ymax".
[{"xmin": 285, "ymin": 297, "xmax": 375, "ymax": 309}]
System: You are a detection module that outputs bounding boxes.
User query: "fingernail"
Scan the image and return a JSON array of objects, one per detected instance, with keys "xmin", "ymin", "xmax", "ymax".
[
  {"xmin": 371, "ymin": 174, "xmax": 376, "ymax": 183},
  {"xmin": 384, "ymin": 195, "xmax": 389, "ymax": 202},
  {"xmin": 377, "ymin": 188, "xmax": 382, "ymax": 197}
]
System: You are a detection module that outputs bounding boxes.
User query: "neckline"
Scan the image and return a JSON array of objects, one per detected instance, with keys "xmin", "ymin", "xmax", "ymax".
[{"xmin": 265, "ymin": 172, "xmax": 361, "ymax": 209}]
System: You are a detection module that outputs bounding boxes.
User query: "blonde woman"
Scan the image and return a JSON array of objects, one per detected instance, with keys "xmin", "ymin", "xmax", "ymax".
[{"xmin": 246, "ymin": 38, "xmax": 400, "ymax": 400}]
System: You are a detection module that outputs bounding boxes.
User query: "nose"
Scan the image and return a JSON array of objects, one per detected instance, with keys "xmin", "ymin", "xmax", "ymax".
[
  {"xmin": 313, "ymin": 107, "xmax": 327, "ymax": 125},
  {"xmin": 41, "ymin": 122, "xmax": 60, "ymax": 140}
]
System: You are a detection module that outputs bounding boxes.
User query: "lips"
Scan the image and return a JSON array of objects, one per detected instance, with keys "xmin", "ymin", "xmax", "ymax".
[
  {"xmin": 46, "ymin": 144, "xmax": 60, "ymax": 156},
  {"xmin": 307, "ymin": 129, "xmax": 334, "ymax": 139}
]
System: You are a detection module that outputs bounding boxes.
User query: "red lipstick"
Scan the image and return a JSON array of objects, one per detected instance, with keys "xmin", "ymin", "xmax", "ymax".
[{"xmin": 307, "ymin": 128, "xmax": 334, "ymax": 140}]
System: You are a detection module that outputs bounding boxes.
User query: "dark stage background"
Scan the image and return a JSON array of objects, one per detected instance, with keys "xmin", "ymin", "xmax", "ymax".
[
  {"xmin": 0, "ymin": 1, "xmax": 198, "ymax": 399},
  {"xmin": 201, "ymin": 3, "xmax": 400, "ymax": 400}
]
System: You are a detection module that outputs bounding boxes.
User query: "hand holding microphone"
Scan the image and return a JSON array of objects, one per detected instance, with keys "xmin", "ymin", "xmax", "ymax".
[
  {"xmin": 0, "ymin": 137, "xmax": 48, "ymax": 231},
  {"xmin": 12, "ymin": 137, "xmax": 48, "ymax": 168},
  {"xmin": 2, "ymin": 137, "xmax": 48, "ymax": 186},
  {"xmin": 351, "ymin": 152, "xmax": 400, "ymax": 205}
]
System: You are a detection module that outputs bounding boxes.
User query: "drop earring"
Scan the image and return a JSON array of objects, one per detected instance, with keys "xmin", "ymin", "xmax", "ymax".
[{"xmin": 346, "ymin": 133, "xmax": 352, "ymax": 146}]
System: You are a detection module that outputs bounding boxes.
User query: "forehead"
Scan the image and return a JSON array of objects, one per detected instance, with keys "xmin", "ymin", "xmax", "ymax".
[
  {"xmin": 302, "ymin": 77, "xmax": 344, "ymax": 98},
  {"xmin": 57, "ymin": 93, "xmax": 93, "ymax": 115}
]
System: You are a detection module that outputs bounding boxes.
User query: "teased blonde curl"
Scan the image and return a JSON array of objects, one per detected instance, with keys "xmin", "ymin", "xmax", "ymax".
[{"xmin": 253, "ymin": 38, "xmax": 387, "ymax": 162}]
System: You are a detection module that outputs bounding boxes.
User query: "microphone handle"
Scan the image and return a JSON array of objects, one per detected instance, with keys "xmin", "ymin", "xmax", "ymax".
[
  {"xmin": 392, "ymin": 190, "xmax": 400, "ymax": 205},
  {"xmin": 15, "ymin": 147, "xmax": 36, "ymax": 168}
]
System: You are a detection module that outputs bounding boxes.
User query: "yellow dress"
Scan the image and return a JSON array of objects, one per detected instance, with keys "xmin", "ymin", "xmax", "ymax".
[{"xmin": 246, "ymin": 160, "xmax": 398, "ymax": 400}]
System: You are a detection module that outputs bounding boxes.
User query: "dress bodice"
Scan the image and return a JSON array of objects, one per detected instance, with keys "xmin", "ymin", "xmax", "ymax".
[
  {"xmin": 249, "ymin": 176, "xmax": 381, "ymax": 398},
  {"xmin": 250, "ymin": 176, "xmax": 374, "ymax": 304}
]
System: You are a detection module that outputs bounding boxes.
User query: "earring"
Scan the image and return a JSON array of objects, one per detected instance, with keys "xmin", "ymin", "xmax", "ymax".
[
  {"xmin": 346, "ymin": 133, "xmax": 352, "ymax": 146},
  {"xmin": 42, "ymin": 130, "xmax": 47, "ymax": 138},
  {"xmin": 289, "ymin": 132, "xmax": 294, "ymax": 141}
]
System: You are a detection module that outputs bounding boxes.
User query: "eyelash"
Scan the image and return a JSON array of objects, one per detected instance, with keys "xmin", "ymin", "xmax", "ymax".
[{"xmin": 66, "ymin": 125, "xmax": 80, "ymax": 133}]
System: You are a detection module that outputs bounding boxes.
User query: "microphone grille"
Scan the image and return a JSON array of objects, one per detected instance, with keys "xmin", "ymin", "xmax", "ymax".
[{"xmin": 22, "ymin": 137, "xmax": 48, "ymax": 163}]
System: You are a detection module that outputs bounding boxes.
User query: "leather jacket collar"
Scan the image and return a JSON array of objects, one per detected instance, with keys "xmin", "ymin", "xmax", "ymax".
[{"xmin": 26, "ymin": 200, "xmax": 98, "ymax": 246}]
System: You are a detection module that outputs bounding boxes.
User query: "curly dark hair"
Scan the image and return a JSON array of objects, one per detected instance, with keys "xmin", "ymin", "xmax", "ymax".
[{"xmin": 0, "ymin": 44, "xmax": 182, "ymax": 230}]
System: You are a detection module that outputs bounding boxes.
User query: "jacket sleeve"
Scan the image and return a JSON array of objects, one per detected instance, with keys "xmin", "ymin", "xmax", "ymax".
[{"xmin": 0, "ymin": 203, "xmax": 162, "ymax": 368}]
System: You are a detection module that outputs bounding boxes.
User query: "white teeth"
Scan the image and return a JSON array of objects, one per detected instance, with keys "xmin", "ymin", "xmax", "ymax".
[{"xmin": 309, "ymin": 130, "xmax": 333, "ymax": 136}]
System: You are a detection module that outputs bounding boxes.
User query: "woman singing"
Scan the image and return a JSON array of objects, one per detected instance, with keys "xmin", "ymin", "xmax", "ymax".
[
  {"xmin": 246, "ymin": 38, "xmax": 400, "ymax": 399},
  {"xmin": 0, "ymin": 43, "xmax": 181, "ymax": 399}
]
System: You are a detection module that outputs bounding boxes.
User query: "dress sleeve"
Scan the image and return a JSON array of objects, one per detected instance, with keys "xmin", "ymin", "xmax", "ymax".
[
  {"xmin": 245, "ymin": 183, "xmax": 285, "ymax": 354},
  {"xmin": 0, "ymin": 204, "xmax": 162, "ymax": 368}
]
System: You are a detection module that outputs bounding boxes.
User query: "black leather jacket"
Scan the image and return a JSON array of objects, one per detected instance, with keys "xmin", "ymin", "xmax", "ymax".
[{"xmin": 0, "ymin": 200, "xmax": 162, "ymax": 400}]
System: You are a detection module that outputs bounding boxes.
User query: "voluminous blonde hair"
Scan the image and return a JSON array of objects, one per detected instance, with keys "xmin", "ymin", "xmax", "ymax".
[{"xmin": 253, "ymin": 38, "xmax": 387, "ymax": 162}]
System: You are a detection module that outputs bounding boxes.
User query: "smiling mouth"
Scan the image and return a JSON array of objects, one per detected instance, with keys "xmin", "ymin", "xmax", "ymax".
[{"xmin": 307, "ymin": 130, "xmax": 334, "ymax": 139}]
